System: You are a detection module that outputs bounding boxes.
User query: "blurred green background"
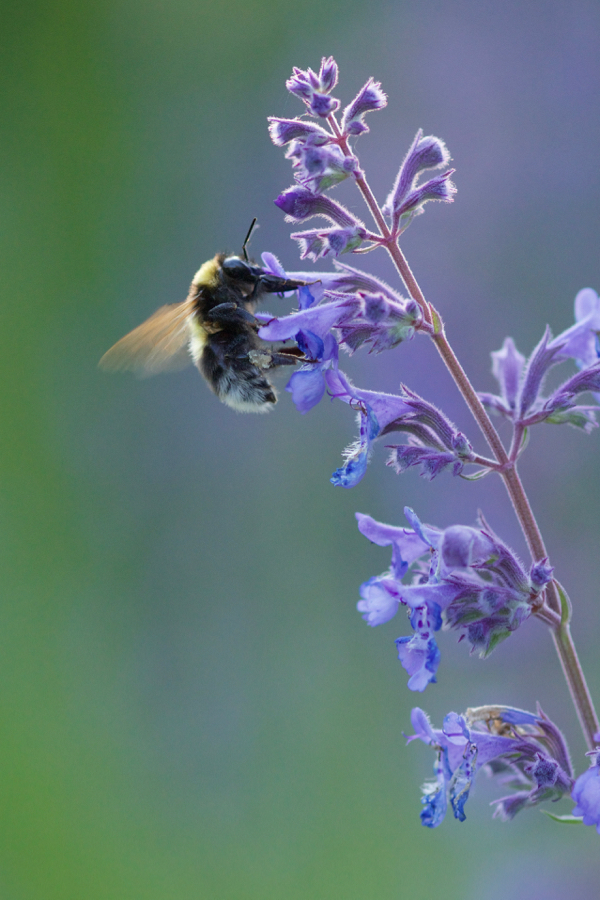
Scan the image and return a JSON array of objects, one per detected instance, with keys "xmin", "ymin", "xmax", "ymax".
[{"xmin": 1, "ymin": 0, "xmax": 600, "ymax": 897}]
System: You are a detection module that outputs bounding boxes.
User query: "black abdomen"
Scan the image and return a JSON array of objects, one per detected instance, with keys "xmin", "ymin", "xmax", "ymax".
[{"xmin": 199, "ymin": 331, "xmax": 277, "ymax": 412}]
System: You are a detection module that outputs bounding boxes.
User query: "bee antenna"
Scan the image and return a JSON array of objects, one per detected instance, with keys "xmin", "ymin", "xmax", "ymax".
[{"xmin": 242, "ymin": 217, "xmax": 258, "ymax": 262}]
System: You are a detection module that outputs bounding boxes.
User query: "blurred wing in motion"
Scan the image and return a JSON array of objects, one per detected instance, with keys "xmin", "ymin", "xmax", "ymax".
[{"xmin": 99, "ymin": 300, "xmax": 195, "ymax": 376}]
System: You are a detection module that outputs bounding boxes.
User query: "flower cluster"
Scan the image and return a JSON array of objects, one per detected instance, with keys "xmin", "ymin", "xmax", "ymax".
[
  {"xmin": 355, "ymin": 507, "xmax": 551, "ymax": 691},
  {"xmin": 268, "ymin": 57, "xmax": 454, "ymax": 262},
  {"xmin": 261, "ymin": 58, "xmax": 600, "ymax": 834},
  {"xmin": 408, "ymin": 706, "xmax": 574, "ymax": 827},
  {"xmin": 480, "ymin": 288, "xmax": 600, "ymax": 433}
]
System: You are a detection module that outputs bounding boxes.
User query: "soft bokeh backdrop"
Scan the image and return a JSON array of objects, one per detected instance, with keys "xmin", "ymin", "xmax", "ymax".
[{"xmin": 2, "ymin": 0, "xmax": 600, "ymax": 897}]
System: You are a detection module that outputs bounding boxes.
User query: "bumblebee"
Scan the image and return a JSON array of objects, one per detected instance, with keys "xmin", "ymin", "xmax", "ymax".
[{"xmin": 100, "ymin": 225, "xmax": 308, "ymax": 412}]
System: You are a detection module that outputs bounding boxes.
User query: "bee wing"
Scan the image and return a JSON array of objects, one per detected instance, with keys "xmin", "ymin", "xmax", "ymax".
[{"xmin": 99, "ymin": 300, "xmax": 194, "ymax": 376}]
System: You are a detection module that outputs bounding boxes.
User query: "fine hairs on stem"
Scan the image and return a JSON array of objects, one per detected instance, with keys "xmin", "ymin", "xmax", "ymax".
[{"xmin": 262, "ymin": 57, "xmax": 600, "ymax": 830}]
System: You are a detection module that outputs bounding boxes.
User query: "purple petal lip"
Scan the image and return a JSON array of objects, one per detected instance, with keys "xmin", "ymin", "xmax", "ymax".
[
  {"xmin": 355, "ymin": 512, "xmax": 438, "ymax": 562},
  {"xmin": 257, "ymin": 297, "xmax": 358, "ymax": 342}
]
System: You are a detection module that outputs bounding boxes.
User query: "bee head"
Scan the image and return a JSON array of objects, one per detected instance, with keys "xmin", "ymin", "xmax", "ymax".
[{"xmin": 221, "ymin": 256, "xmax": 258, "ymax": 284}]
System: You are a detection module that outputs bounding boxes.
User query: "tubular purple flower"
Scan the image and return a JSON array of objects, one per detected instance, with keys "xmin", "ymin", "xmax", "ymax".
[
  {"xmin": 331, "ymin": 261, "xmax": 410, "ymax": 305},
  {"xmin": 288, "ymin": 137, "xmax": 360, "ymax": 193},
  {"xmin": 395, "ymin": 603, "xmax": 442, "ymax": 692},
  {"xmin": 308, "ymin": 93, "xmax": 340, "ymax": 118},
  {"xmin": 440, "ymin": 525, "xmax": 495, "ymax": 569},
  {"xmin": 324, "ymin": 368, "xmax": 413, "ymax": 429},
  {"xmin": 549, "ymin": 287, "xmax": 600, "ymax": 367},
  {"xmin": 358, "ymin": 575, "xmax": 403, "ymax": 626},
  {"xmin": 382, "ymin": 130, "xmax": 452, "ymax": 225},
  {"xmin": 542, "ymin": 362, "xmax": 600, "ymax": 415},
  {"xmin": 274, "ymin": 186, "xmax": 361, "ymax": 227},
  {"xmin": 408, "ymin": 705, "xmax": 573, "ymax": 827},
  {"xmin": 291, "ymin": 225, "xmax": 366, "ymax": 261},
  {"xmin": 518, "ymin": 326, "xmax": 562, "ymax": 418},
  {"xmin": 324, "ymin": 371, "xmax": 418, "ymax": 487},
  {"xmin": 384, "ymin": 386, "xmax": 464, "ymax": 448},
  {"xmin": 285, "ymin": 332, "xmax": 338, "ymax": 414},
  {"xmin": 387, "ymin": 445, "xmax": 460, "ymax": 480},
  {"xmin": 317, "ymin": 56, "xmax": 338, "ymax": 93},
  {"xmin": 340, "ymin": 77, "xmax": 388, "ymax": 136},
  {"xmin": 285, "ymin": 58, "xmax": 340, "ymax": 118},
  {"xmin": 571, "ymin": 750, "xmax": 600, "ymax": 833},
  {"xmin": 258, "ymin": 296, "xmax": 360, "ymax": 343},
  {"xmin": 491, "ymin": 337, "xmax": 526, "ymax": 411},
  {"xmin": 286, "ymin": 66, "xmax": 318, "ymax": 100},
  {"xmin": 355, "ymin": 511, "xmax": 440, "ymax": 564},
  {"xmin": 268, "ymin": 118, "xmax": 331, "ymax": 147},
  {"xmin": 393, "ymin": 170, "xmax": 456, "ymax": 224}
]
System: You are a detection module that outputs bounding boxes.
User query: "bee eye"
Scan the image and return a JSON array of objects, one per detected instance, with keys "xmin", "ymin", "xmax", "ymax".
[{"xmin": 222, "ymin": 257, "xmax": 253, "ymax": 281}]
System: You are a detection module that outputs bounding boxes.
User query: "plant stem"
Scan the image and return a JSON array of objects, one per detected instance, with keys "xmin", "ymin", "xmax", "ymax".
[{"xmin": 553, "ymin": 624, "xmax": 600, "ymax": 749}]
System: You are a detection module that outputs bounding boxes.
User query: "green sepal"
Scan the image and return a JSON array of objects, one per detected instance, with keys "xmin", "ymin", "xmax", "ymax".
[
  {"xmin": 545, "ymin": 409, "xmax": 597, "ymax": 431},
  {"xmin": 478, "ymin": 628, "xmax": 511, "ymax": 658},
  {"xmin": 541, "ymin": 810, "xmax": 583, "ymax": 825},
  {"xmin": 460, "ymin": 467, "xmax": 492, "ymax": 481}
]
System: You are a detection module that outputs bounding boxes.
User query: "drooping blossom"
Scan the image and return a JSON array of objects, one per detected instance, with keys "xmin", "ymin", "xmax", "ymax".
[{"xmin": 408, "ymin": 705, "xmax": 573, "ymax": 827}]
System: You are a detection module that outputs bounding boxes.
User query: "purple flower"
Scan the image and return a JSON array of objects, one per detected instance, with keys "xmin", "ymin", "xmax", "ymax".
[
  {"xmin": 357, "ymin": 575, "xmax": 403, "ymax": 626},
  {"xmin": 286, "ymin": 57, "xmax": 338, "ymax": 98},
  {"xmin": 336, "ymin": 293, "xmax": 422, "ymax": 354},
  {"xmin": 571, "ymin": 749, "xmax": 600, "ymax": 833},
  {"xmin": 550, "ymin": 287, "xmax": 600, "ymax": 367},
  {"xmin": 325, "ymin": 370, "xmax": 413, "ymax": 487},
  {"xmin": 382, "ymin": 130, "xmax": 455, "ymax": 231},
  {"xmin": 258, "ymin": 296, "xmax": 360, "ymax": 343},
  {"xmin": 274, "ymin": 186, "xmax": 361, "ymax": 227},
  {"xmin": 395, "ymin": 603, "xmax": 442, "ymax": 692},
  {"xmin": 355, "ymin": 508, "xmax": 541, "ymax": 686},
  {"xmin": 408, "ymin": 705, "xmax": 573, "ymax": 827},
  {"xmin": 285, "ymin": 58, "xmax": 340, "ymax": 118},
  {"xmin": 481, "ymin": 295, "xmax": 600, "ymax": 429},
  {"xmin": 285, "ymin": 332, "xmax": 338, "ymax": 414},
  {"xmin": 340, "ymin": 77, "xmax": 387, "ymax": 136},
  {"xmin": 382, "ymin": 387, "xmax": 476, "ymax": 479},
  {"xmin": 291, "ymin": 225, "xmax": 367, "ymax": 261},
  {"xmin": 518, "ymin": 326, "xmax": 561, "ymax": 417},
  {"xmin": 491, "ymin": 337, "xmax": 526, "ymax": 413},
  {"xmin": 268, "ymin": 118, "xmax": 330, "ymax": 147},
  {"xmin": 287, "ymin": 136, "xmax": 360, "ymax": 193}
]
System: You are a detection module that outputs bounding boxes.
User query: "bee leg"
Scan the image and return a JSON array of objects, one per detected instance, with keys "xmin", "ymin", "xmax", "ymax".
[
  {"xmin": 267, "ymin": 349, "xmax": 310, "ymax": 367},
  {"xmin": 248, "ymin": 347, "xmax": 313, "ymax": 370},
  {"xmin": 206, "ymin": 303, "xmax": 258, "ymax": 326}
]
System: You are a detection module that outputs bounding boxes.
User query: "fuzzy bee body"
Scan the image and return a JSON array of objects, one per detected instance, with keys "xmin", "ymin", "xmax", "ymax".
[{"xmin": 100, "ymin": 252, "xmax": 307, "ymax": 412}]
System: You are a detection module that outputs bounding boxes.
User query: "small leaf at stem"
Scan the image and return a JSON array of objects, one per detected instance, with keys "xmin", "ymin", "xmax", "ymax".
[{"xmin": 554, "ymin": 580, "xmax": 573, "ymax": 625}]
